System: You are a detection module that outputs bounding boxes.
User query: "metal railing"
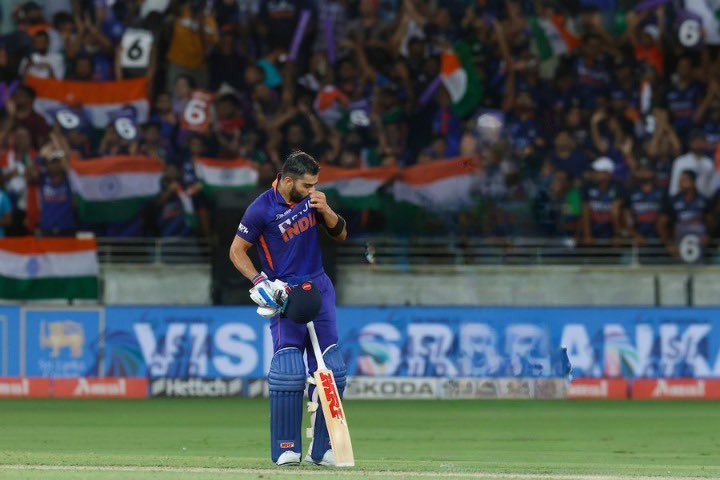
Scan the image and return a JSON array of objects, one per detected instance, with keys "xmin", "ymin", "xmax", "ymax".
[
  {"xmin": 338, "ymin": 237, "xmax": 716, "ymax": 266},
  {"xmin": 94, "ymin": 236, "xmax": 715, "ymax": 267},
  {"xmin": 97, "ymin": 237, "xmax": 211, "ymax": 264}
]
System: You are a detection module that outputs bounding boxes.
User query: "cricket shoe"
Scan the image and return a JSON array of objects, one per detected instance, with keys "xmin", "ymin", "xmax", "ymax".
[
  {"xmin": 276, "ymin": 451, "xmax": 301, "ymax": 466},
  {"xmin": 304, "ymin": 441, "xmax": 335, "ymax": 466}
]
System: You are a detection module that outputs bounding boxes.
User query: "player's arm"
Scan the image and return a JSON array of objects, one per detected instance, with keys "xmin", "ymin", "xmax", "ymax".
[
  {"xmin": 309, "ymin": 191, "xmax": 348, "ymax": 241},
  {"xmin": 229, "ymin": 236, "xmax": 261, "ymax": 282}
]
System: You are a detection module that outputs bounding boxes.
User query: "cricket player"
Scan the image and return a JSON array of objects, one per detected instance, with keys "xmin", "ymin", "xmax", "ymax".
[{"xmin": 229, "ymin": 151, "xmax": 348, "ymax": 466}]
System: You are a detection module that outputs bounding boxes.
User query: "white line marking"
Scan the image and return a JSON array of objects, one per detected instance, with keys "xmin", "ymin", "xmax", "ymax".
[{"xmin": 0, "ymin": 464, "xmax": 705, "ymax": 479}]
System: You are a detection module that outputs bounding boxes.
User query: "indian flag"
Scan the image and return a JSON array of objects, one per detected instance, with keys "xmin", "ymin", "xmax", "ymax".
[
  {"xmin": 529, "ymin": 15, "xmax": 579, "ymax": 60},
  {"xmin": 69, "ymin": 156, "xmax": 163, "ymax": 223},
  {"xmin": 392, "ymin": 157, "xmax": 480, "ymax": 211},
  {"xmin": 440, "ymin": 41, "xmax": 482, "ymax": 118},
  {"xmin": 318, "ymin": 165, "xmax": 398, "ymax": 209},
  {"xmin": 0, "ymin": 237, "xmax": 99, "ymax": 300},
  {"xmin": 194, "ymin": 157, "xmax": 258, "ymax": 194},
  {"xmin": 25, "ymin": 76, "xmax": 149, "ymax": 128}
]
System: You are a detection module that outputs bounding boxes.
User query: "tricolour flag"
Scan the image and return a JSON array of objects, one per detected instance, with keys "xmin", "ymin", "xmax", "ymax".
[
  {"xmin": 194, "ymin": 157, "xmax": 258, "ymax": 194},
  {"xmin": 529, "ymin": 15, "xmax": 579, "ymax": 60},
  {"xmin": 0, "ymin": 237, "xmax": 99, "ymax": 300},
  {"xmin": 392, "ymin": 157, "xmax": 480, "ymax": 211},
  {"xmin": 25, "ymin": 76, "xmax": 150, "ymax": 129},
  {"xmin": 440, "ymin": 41, "xmax": 482, "ymax": 118},
  {"xmin": 69, "ymin": 156, "xmax": 163, "ymax": 223},
  {"xmin": 318, "ymin": 165, "xmax": 398, "ymax": 209}
]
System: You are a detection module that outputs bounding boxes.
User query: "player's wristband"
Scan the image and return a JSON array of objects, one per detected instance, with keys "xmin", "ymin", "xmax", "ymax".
[
  {"xmin": 252, "ymin": 273, "xmax": 267, "ymax": 285},
  {"xmin": 327, "ymin": 215, "xmax": 346, "ymax": 237}
]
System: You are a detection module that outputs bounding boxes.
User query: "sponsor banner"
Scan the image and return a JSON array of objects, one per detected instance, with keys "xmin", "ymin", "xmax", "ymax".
[
  {"xmin": 3, "ymin": 306, "xmax": 720, "ymax": 380},
  {"xmin": 345, "ymin": 377, "xmax": 437, "ymax": 400},
  {"xmin": 567, "ymin": 378, "xmax": 629, "ymax": 399},
  {"xmin": 150, "ymin": 378, "xmax": 243, "ymax": 397},
  {"xmin": 246, "ymin": 378, "xmax": 269, "ymax": 398},
  {"xmin": 632, "ymin": 378, "xmax": 720, "ymax": 400},
  {"xmin": 25, "ymin": 309, "xmax": 102, "ymax": 377},
  {"xmin": 439, "ymin": 378, "xmax": 499, "ymax": 399},
  {"xmin": 497, "ymin": 378, "xmax": 534, "ymax": 399},
  {"xmin": 534, "ymin": 378, "xmax": 568, "ymax": 399},
  {"xmin": 53, "ymin": 377, "xmax": 147, "ymax": 399},
  {"xmin": 0, "ymin": 377, "xmax": 51, "ymax": 398},
  {"xmin": 0, "ymin": 306, "xmax": 20, "ymax": 376},
  {"xmin": 104, "ymin": 307, "xmax": 269, "ymax": 378}
]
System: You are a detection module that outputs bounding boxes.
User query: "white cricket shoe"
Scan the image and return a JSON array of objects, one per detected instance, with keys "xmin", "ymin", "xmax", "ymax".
[
  {"xmin": 276, "ymin": 450, "xmax": 301, "ymax": 466},
  {"xmin": 304, "ymin": 442, "xmax": 335, "ymax": 466}
]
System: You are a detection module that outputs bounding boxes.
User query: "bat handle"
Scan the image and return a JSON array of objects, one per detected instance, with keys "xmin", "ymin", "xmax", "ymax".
[{"xmin": 307, "ymin": 321, "xmax": 327, "ymax": 371}]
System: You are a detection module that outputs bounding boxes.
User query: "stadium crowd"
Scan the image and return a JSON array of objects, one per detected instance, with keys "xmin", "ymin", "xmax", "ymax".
[{"xmin": 0, "ymin": 0, "xmax": 719, "ymax": 258}]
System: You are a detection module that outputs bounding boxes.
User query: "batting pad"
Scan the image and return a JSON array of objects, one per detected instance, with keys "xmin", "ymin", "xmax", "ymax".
[{"xmin": 269, "ymin": 347, "xmax": 306, "ymax": 463}]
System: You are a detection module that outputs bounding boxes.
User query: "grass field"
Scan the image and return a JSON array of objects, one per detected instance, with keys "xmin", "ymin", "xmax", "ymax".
[{"xmin": 0, "ymin": 399, "xmax": 718, "ymax": 479}]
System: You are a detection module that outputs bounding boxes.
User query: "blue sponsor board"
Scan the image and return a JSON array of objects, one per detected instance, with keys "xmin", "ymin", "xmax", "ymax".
[
  {"xmin": 24, "ymin": 309, "xmax": 101, "ymax": 377},
  {"xmin": 0, "ymin": 306, "xmax": 20, "ymax": 376},
  {"xmin": 2, "ymin": 306, "xmax": 719, "ymax": 379},
  {"xmin": 104, "ymin": 307, "xmax": 269, "ymax": 378}
]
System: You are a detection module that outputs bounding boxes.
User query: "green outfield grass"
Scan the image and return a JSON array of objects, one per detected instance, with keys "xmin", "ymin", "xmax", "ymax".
[{"xmin": 0, "ymin": 399, "xmax": 718, "ymax": 479}]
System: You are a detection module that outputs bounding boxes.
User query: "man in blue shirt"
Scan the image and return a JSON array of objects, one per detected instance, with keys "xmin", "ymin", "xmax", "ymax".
[{"xmin": 229, "ymin": 151, "xmax": 348, "ymax": 467}]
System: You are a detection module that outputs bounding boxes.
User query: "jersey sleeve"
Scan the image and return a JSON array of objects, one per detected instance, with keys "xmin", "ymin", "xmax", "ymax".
[{"xmin": 236, "ymin": 202, "xmax": 266, "ymax": 245}]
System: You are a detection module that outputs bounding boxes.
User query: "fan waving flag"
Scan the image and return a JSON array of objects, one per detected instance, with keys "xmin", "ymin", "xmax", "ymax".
[
  {"xmin": 440, "ymin": 41, "xmax": 482, "ymax": 118},
  {"xmin": 392, "ymin": 157, "xmax": 480, "ymax": 211},
  {"xmin": 25, "ymin": 76, "xmax": 150, "ymax": 129},
  {"xmin": 318, "ymin": 165, "xmax": 399, "ymax": 209},
  {"xmin": 69, "ymin": 156, "xmax": 163, "ymax": 223},
  {"xmin": 194, "ymin": 157, "xmax": 259, "ymax": 194},
  {"xmin": 529, "ymin": 15, "xmax": 579, "ymax": 60},
  {"xmin": 0, "ymin": 237, "xmax": 99, "ymax": 300}
]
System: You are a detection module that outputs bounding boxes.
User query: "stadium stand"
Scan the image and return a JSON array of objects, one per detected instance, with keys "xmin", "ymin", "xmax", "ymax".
[{"xmin": 0, "ymin": 0, "xmax": 719, "ymax": 263}]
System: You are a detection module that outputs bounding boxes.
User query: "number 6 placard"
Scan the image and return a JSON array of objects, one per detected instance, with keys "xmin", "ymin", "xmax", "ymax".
[
  {"xmin": 120, "ymin": 29, "xmax": 153, "ymax": 69},
  {"xmin": 181, "ymin": 90, "xmax": 214, "ymax": 133}
]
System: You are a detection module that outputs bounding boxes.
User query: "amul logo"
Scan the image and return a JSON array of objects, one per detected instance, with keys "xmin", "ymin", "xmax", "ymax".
[{"xmin": 319, "ymin": 372, "xmax": 343, "ymax": 420}]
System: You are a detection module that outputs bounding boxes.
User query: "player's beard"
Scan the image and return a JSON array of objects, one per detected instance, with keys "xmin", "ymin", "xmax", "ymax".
[{"xmin": 289, "ymin": 184, "xmax": 306, "ymax": 203}]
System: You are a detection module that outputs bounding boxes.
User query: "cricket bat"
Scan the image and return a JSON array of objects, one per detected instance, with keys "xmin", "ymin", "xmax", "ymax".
[{"xmin": 307, "ymin": 321, "xmax": 355, "ymax": 467}]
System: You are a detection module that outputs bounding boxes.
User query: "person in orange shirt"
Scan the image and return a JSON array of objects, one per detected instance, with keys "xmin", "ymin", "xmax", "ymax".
[{"xmin": 166, "ymin": 0, "xmax": 219, "ymax": 91}]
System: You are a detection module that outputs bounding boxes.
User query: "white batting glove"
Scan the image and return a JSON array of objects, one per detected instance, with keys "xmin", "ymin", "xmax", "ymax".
[{"xmin": 249, "ymin": 273, "xmax": 288, "ymax": 317}]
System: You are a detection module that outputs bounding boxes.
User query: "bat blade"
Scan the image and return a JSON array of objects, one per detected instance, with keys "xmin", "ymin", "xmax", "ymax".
[{"xmin": 314, "ymin": 368, "xmax": 354, "ymax": 467}]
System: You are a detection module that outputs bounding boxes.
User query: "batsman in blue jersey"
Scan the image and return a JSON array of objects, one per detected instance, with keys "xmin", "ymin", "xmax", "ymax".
[{"xmin": 229, "ymin": 151, "xmax": 348, "ymax": 466}]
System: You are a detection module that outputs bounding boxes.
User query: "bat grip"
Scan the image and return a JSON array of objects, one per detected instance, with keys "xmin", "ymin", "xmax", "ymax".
[{"xmin": 307, "ymin": 321, "xmax": 327, "ymax": 371}]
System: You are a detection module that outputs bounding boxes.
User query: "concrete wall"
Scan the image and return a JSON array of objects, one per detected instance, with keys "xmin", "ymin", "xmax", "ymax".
[
  {"xmin": 336, "ymin": 265, "xmax": 720, "ymax": 307},
  {"xmin": 97, "ymin": 263, "xmax": 720, "ymax": 306},
  {"xmin": 102, "ymin": 264, "xmax": 211, "ymax": 305}
]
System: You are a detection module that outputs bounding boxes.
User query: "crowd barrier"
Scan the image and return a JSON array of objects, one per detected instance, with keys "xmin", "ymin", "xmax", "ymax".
[{"xmin": 1, "ymin": 306, "xmax": 719, "ymax": 400}]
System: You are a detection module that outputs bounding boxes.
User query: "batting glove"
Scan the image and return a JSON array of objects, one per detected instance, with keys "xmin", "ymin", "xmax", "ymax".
[{"xmin": 249, "ymin": 273, "xmax": 288, "ymax": 317}]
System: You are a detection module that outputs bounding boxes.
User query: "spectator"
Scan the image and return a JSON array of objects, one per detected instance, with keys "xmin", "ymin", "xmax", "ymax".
[
  {"xmin": 207, "ymin": 26, "xmax": 247, "ymax": 93},
  {"xmin": 19, "ymin": 30, "xmax": 65, "ymax": 78},
  {"xmin": 581, "ymin": 157, "xmax": 623, "ymax": 245},
  {"xmin": 669, "ymin": 130, "xmax": 715, "ymax": 198},
  {"xmin": 6, "ymin": 85, "xmax": 50, "ymax": 148},
  {"xmin": 590, "ymin": 110, "xmax": 636, "ymax": 181},
  {"xmin": 33, "ymin": 149, "xmax": 76, "ymax": 236},
  {"xmin": 550, "ymin": 130, "xmax": 589, "ymax": 179},
  {"xmin": 153, "ymin": 164, "xmax": 192, "ymax": 237},
  {"xmin": 665, "ymin": 56, "xmax": 702, "ymax": 141},
  {"xmin": 624, "ymin": 164, "xmax": 663, "ymax": 246},
  {"xmin": 166, "ymin": 0, "xmax": 219, "ymax": 89},
  {"xmin": 659, "ymin": 170, "xmax": 711, "ymax": 258}
]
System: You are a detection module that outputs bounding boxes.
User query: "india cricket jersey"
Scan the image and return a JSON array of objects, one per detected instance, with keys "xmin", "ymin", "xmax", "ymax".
[{"xmin": 236, "ymin": 179, "xmax": 325, "ymax": 283}]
